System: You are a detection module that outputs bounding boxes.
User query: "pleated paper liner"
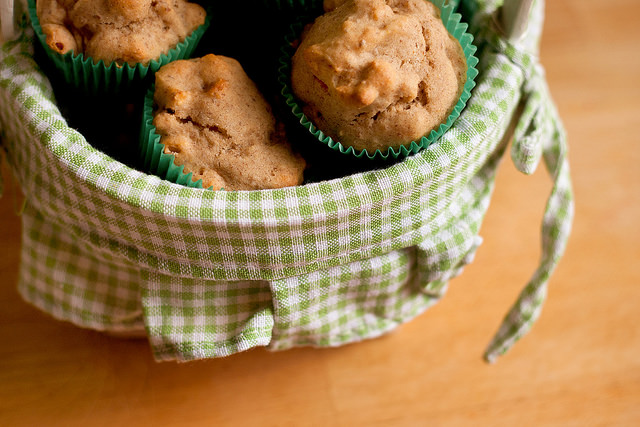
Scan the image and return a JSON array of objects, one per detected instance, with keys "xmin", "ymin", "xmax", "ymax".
[
  {"xmin": 27, "ymin": 0, "xmax": 211, "ymax": 95},
  {"xmin": 278, "ymin": 0, "xmax": 479, "ymax": 160},
  {"xmin": 139, "ymin": 86, "xmax": 212, "ymax": 189}
]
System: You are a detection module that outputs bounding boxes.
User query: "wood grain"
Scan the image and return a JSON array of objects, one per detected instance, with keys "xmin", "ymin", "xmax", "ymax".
[{"xmin": 1, "ymin": 0, "xmax": 639, "ymax": 425}]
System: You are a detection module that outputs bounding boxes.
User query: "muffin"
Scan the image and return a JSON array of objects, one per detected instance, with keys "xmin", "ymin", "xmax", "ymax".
[
  {"xmin": 149, "ymin": 54, "xmax": 306, "ymax": 191},
  {"xmin": 35, "ymin": 0, "xmax": 206, "ymax": 66},
  {"xmin": 29, "ymin": 0, "xmax": 209, "ymax": 93},
  {"xmin": 290, "ymin": 0, "xmax": 468, "ymax": 153}
]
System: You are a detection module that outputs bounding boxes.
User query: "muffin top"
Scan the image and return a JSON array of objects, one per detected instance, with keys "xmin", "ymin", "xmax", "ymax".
[
  {"xmin": 36, "ymin": 0, "xmax": 206, "ymax": 66},
  {"xmin": 291, "ymin": 0, "xmax": 467, "ymax": 152},
  {"xmin": 152, "ymin": 54, "xmax": 306, "ymax": 191}
]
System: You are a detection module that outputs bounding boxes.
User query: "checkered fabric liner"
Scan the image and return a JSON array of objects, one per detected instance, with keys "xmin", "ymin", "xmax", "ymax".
[{"xmin": 0, "ymin": 0, "xmax": 572, "ymax": 362}]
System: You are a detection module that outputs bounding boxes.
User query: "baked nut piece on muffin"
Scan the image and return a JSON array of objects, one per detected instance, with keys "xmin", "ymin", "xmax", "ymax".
[
  {"xmin": 291, "ymin": 0, "xmax": 467, "ymax": 152},
  {"xmin": 152, "ymin": 54, "xmax": 306, "ymax": 191},
  {"xmin": 36, "ymin": 0, "xmax": 206, "ymax": 66}
]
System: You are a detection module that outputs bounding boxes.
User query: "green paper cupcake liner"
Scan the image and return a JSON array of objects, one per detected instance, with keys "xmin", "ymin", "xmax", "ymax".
[
  {"xmin": 139, "ymin": 86, "xmax": 211, "ymax": 189},
  {"xmin": 28, "ymin": 0, "xmax": 211, "ymax": 95},
  {"xmin": 278, "ymin": 0, "xmax": 479, "ymax": 160}
]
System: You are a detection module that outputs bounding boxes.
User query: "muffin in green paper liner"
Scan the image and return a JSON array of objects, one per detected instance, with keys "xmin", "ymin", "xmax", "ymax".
[
  {"xmin": 278, "ymin": 0, "xmax": 479, "ymax": 160},
  {"xmin": 27, "ymin": 0, "xmax": 211, "ymax": 95},
  {"xmin": 139, "ymin": 54, "xmax": 307, "ymax": 191}
]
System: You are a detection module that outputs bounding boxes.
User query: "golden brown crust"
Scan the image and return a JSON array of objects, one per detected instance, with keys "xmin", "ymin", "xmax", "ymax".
[
  {"xmin": 37, "ymin": 0, "xmax": 79, "ymax": 54},
  {"xmin": 291, "ymin": 0, "xmax": 467, "ymax": 152},
  {"xmin": 153, "ymin": 55, "xmax": 306, "ymax": 191},
  {"xmin": 36, "ymin": 0, "xmax": 206, "ymax": 65}
]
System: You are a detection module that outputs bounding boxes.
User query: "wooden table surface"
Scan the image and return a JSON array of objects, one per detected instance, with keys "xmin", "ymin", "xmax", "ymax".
[{"xmin": 1, "ymin": 0, "xmax": 639, "ymax": 425}]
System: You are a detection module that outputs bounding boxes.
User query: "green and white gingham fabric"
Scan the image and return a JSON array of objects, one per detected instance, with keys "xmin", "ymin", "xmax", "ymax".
[{"xmin": 0, "ymin": 0, "xmax": 572, "ymax": 362}]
